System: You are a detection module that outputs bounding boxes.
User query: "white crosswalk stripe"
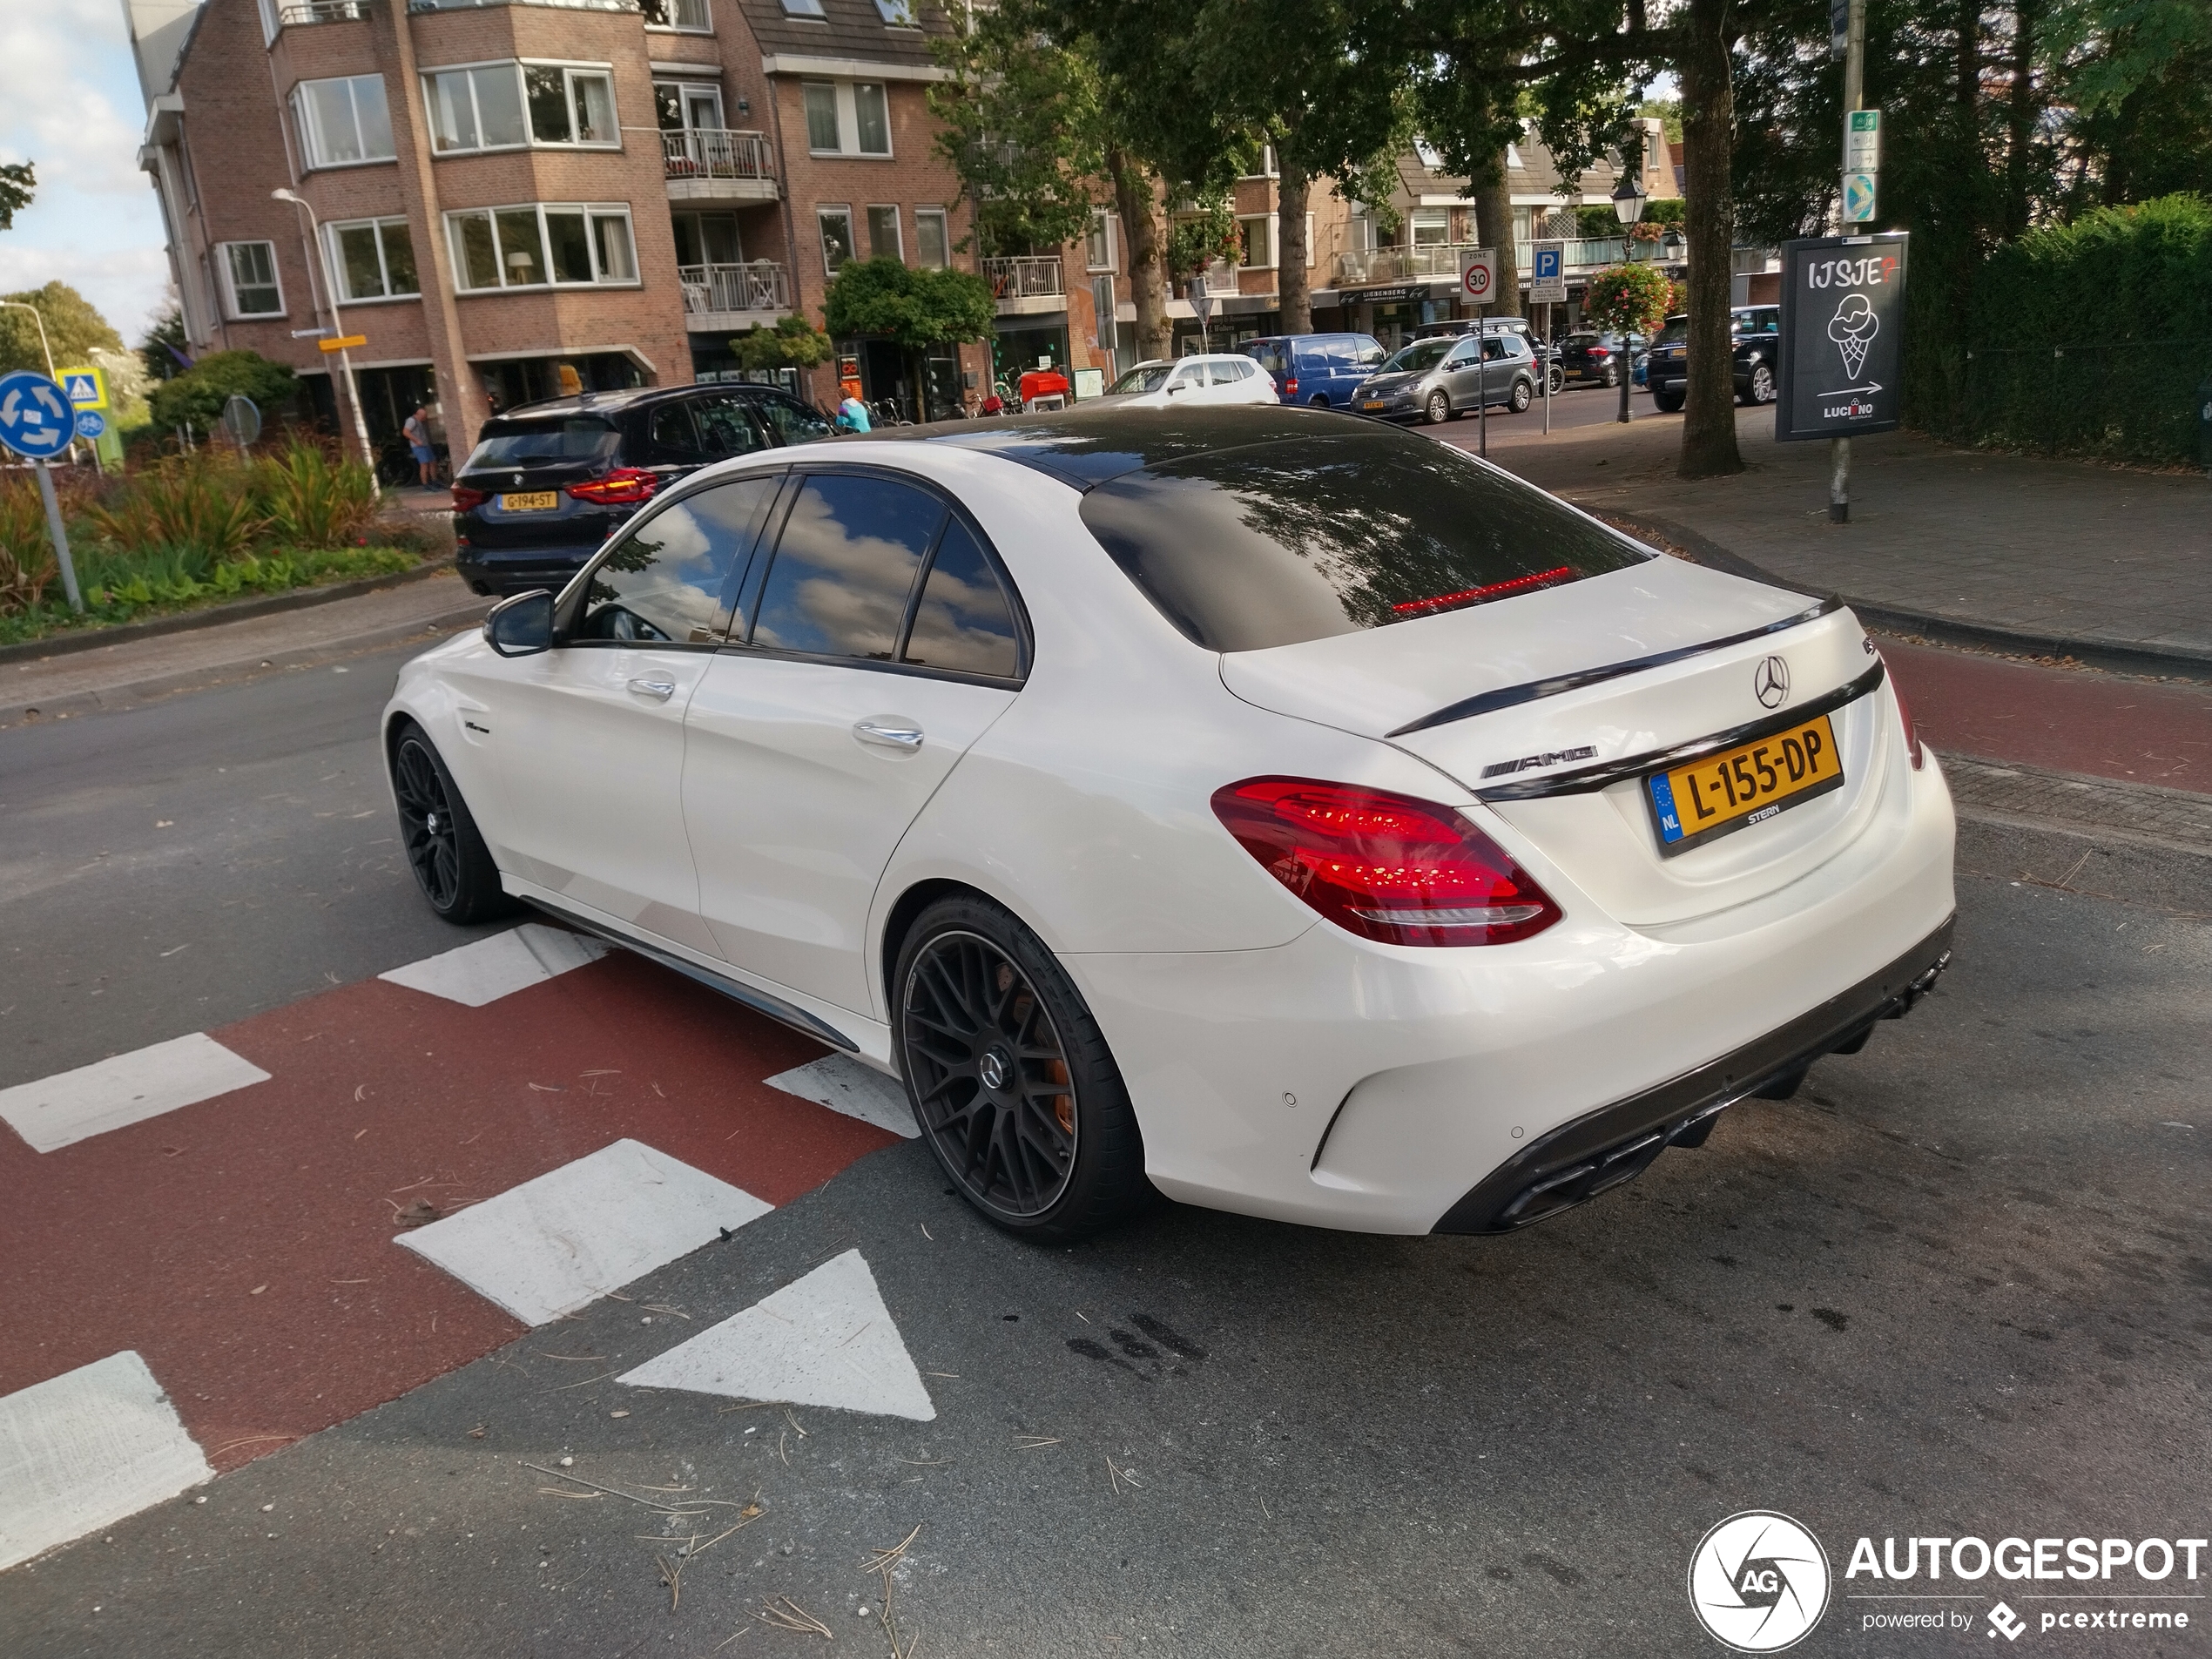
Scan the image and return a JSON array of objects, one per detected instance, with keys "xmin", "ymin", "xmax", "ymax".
[
  {"xmin": 0, "ymin": 1032, "xmax": 271, "ymax": 1154},
  {"xmin": 764, "ymin": 1053, "xmax": 919, "ymax": 1139},
  {"xmin": 377, "ymin": 923, "xmax": 609, "ymax": 1008}
]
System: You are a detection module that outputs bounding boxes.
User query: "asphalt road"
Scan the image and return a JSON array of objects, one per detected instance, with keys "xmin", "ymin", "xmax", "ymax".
[{"xmin": 3, "ymin": 624, "xmax": 2209, "ymax": 1657}]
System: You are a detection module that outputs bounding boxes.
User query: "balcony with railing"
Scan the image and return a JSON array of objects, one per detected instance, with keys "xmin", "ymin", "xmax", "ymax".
[
  {"xmin": 983, "ymin": 255, "xmax": 1064, "ymax": 316},
  {"xmin": 404, "ymin": 0, "xmax": 640, "ymax": 13},
  {"xmin": 678, "ymin": 262, "xmax": 790, "ymax": 330},
  {"xmin": 1334, "ymin": 238, "xmax": 1634, "ymax": 291},
  {"xmin": 275, "ymin": 0, "xmax": 374, "ymax": 22},
  {"xmin": 661, "ymin": 130, "xmax": 778, "ymax": 203}
]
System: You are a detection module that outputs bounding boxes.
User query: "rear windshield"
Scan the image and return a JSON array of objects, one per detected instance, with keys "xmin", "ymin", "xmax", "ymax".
[
  {"xmin": 1077, "ymin": 428, "xmax": 1649, "ymax": 652},
  {"xmin": 467, "ymin": 417, "xmax": 621, "ymax": 468},
  {"xmin": 1382, "ymin": 339, "xmax": 1453, "ymax": 374},
  {"xmin": 1653, "ymin": 318, "xmax": 1689, "ymax": 347}
]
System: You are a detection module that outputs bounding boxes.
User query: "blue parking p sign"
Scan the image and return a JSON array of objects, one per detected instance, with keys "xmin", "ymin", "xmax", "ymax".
[
  {"xmin": 0, "ymin": 370, "xmax": 78, "ymax": 459},
  {"xmin": 1530, "ymin": 240, "xmax": 1568, "ymax": 305}
]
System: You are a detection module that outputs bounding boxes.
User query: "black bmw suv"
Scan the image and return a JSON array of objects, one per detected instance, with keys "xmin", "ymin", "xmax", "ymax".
[
  {"xmin": 1643, "ymin": 305, "xmax": 1782, "ymax": 414},
  {"xmin": 451, "ymin": 383, "xmax": 834, "ymax": 596}
]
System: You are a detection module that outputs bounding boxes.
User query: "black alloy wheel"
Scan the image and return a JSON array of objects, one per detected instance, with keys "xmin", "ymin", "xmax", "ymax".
[
  {"xmin": 895, "ymin": 896, "xmax": 1150, "ymax": 1240},
  {"xmin": 391, "ymin": 724, "xmax": 514, "ymax": 925}
]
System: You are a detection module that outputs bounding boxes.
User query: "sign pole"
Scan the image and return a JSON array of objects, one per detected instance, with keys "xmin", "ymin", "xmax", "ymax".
[
  {"xmin": 1477, "ymin": 299, "xmax": 1487, "ymax": 459},
  {"xmin": 1542, "ymin": 303, "xmax": 1553, "ymax": 435},
  {"xmin": 34, "ymin": 460, "xmax": 84, "ymax": 613},
  {"xmin": 1833, "ymin": 0, "xmax": 1868, "ymax": 524}
]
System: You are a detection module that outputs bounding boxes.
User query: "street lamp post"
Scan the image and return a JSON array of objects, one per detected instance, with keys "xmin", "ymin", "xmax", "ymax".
[
  {"xmin": 273, "ymin": 188, "xmax": 376, "ymax": 468},
  {"xmin": 1611, "ymin": 172, "xmax": 1648, "ymax": 424},
  {"xmin": 2, "ymin": 298, "xmax": 84, "ymax": 468}
]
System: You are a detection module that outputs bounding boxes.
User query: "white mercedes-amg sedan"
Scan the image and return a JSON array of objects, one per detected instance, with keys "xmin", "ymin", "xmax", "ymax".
[{"xmin": 384, "ymin": 406, "xmax": 1954, "ymax": 1242}]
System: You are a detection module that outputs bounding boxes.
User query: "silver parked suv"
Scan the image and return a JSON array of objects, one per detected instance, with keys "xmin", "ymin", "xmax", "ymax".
[{"xmin": 1352, "ymin": 330, "xmax": 1541, "ymax": 425}]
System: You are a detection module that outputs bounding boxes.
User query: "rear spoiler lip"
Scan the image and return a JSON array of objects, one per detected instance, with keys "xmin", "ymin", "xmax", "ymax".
[
  {"xmin": 1384, "ymin": 596, "xmax": 1844, "ymax": 738},
  {"xmin": 1469, "ymin": 657, "xmax": 1886, "ymax": 803}
]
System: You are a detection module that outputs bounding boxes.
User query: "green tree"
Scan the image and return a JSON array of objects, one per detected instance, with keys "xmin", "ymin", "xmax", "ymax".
[
  {"xmin": 147, "ymin": 350, "xmax": 298, "ymax": 436},
  {"xmin": 821, "ymin": 260, "xmax": 996, "ymax": 418},
  {"xmin": 0, "ymin": 161, "xmax": 32, "ymax": 232},
  {"xmin": 731, "ymin": 314, "xmax": 834, "ymax": 374},
  {"xmin": 0, "ymin": 280, "xmax": 126, "ymax": 376},
  {"xmin": 139, "ymin": 302, "xmax": 192, "ymax": 383}
]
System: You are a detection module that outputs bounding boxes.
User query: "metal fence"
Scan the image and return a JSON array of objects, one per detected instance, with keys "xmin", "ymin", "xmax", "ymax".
[
  {"xmin": 678, "ymin": 262, "xmax": 791, "ymax": 317},
  {"xmin": 983, "ymin": 256, "xmax": 1065, "ymax": 302},
  {"xmin": 1955, "ymin": 338, "xmax": 2212, "ymax": 468},
  {"xmin": 660, "ymin": 129, "xmax": 776, "ymax": 182}
]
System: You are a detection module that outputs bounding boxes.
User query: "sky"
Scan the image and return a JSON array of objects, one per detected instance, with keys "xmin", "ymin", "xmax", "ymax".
[{"xmin": 0, "ymin": 0, "xmax": 173, "ymax": 344}]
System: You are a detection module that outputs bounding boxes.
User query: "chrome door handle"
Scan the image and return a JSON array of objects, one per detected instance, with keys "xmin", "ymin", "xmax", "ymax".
[
  {"xmin": 627, "ymin": 675, "xmax": 678, "ymax": 701},
  {"xmin": 853, "ymin": 718, "xmax": 924, "ymax": 751}
]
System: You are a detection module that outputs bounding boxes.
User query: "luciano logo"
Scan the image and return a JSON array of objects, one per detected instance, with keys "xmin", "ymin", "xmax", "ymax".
[
  {"xmin": 1754, "ymin": 656, "xmax": 1792, "ymax": 709},
  {"xmin": 1689, "ymin": 1511, "xmax": 1831, "ymax": 1652}
]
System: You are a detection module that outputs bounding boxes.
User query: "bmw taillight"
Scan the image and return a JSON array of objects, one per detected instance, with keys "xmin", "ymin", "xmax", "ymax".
[
  {"xmin": 567, "ymin": 467, "xmax": 658, "ymax": 506},
  {"xmin": 1211, "ymin": 778, "xmax": 1562, "ymax": 947},
  {"xmin": 451, "ymin": 482, "xmax": 489, "ymax": 511}
]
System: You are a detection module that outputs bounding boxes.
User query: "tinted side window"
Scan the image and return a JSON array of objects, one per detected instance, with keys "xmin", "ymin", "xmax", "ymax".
[
  {"xmin": 697, "ymin": 395, "xmax": 770, "ymax": 459},
  {"xmin": 757, "ymin": 395, "xmax": 835, "ymax": 446},
  {"xmin": 647, "ymin": 403, "xmax": 705, "ymax": 465},
  {"xmin": 752, "ymin": 474, "xmax": 945, "ymax": 660},
  {"xmin": 576, "ymin": 475, "xmax": 779, "ymax": 644},
  {"xmin": 902, "ymin": 518, "xmax": 1020, "ymax": 678}
]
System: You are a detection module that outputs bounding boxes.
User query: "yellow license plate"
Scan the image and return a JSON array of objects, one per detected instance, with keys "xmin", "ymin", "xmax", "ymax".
[
  {"xmin": 498, "ymin": 490, "xmax": 558, "ymax": 512},
  {"xmin": 1362, "ymin": 400, "xmax": 1387, "ymax": 410},
  {"xmin": 1646, "ymin": 713, "xmax": 1843, "ymax": 855}
]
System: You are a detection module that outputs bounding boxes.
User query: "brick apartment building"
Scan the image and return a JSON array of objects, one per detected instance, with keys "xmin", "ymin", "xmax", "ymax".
[{"xmin": 123, "ymin": 0, "xmax": 988, "ymax": 464}]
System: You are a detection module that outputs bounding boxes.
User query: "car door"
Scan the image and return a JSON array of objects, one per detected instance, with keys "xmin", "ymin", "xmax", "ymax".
[
  {"xmin": 1160, "ymin": 361, "xmax": 1206, "ymax": 404},
  {"xmin": 1442, "ymin": 338, "xmax": 1483, "ymax": 405},
  {"xmin": 468, "ymin": 474, "xmax": 781, "ymax": 946},
  {"xmin": 693, "ymin": 393, "xmax": 774, "ymax": 462},
  {"xmin": 753, "ymin": 393, "xmax": 837, "ymax": 448},
  {"xmin": 683, "ymin": 469, "xmax": 1024, "ymax": 1015}
]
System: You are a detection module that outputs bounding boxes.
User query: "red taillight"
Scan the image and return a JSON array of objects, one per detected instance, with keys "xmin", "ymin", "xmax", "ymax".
[
  {"xmin": 1588, "ymin": 347, "xmax": 1611, "ymax": 358},
  {"xmin": 1393, "ymin": 565, "xmax": 1573, "ymax": 617},
  {"xmin": 1886, "ymin": 663, "xmax": 1925, "ymax": 769},
  {"xmin": 1284, "ymin": 378, "xmax": 1298, "ymax": 395},
  {"xmin": 566, "ymin": 467, "xmax": 658, "ymax": 506},
  {"xmin": 1211, "ymin": 778, "xmax": 1562, "ymax": 947},
  {"xmin": 451, "ymin": 482, "xmax": 489, "ymax": 512}
]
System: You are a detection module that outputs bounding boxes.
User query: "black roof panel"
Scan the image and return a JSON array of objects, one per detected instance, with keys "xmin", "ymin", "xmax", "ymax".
[{"xmin": 881, "ymin": 404, "xmax": 1378, "ymax": 491}]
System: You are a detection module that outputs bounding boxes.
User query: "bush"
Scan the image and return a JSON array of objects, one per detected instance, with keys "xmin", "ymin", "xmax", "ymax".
[
  {"xmin": 732, "ymin": 314, "xmax": 834, "ymax": 373},
  {"xmin": 251, "ymin": 438, "xmax": 381, "ymax": 547},
  {"xmin": 1943, "ymin": 193, "xmax": 2212, "ymax": 464},
  {"xmin": 146, "ymin": 349, "xmax": 299, "ymax": 437},
  {"xmin": 83, "ymin": 451, "xmax": 266, "ymax": 565},
  {"xmin": 0, "ymin": 476, "xmax": 57, "ymax": 615}
]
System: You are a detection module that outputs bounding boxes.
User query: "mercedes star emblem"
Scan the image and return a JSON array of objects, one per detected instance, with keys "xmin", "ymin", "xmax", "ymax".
[{"xmin": 1754, "ymin": 656, "xmax": 1791, "ymax": 709}]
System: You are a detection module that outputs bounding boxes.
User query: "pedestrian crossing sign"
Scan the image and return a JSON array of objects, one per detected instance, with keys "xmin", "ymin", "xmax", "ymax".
[{"xmin": 59, "ymin": 366, "xmax": 109, "ymax": 411}]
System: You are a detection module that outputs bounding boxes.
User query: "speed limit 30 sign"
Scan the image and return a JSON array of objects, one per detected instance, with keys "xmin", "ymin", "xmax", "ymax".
[{"xmin": 1460, "ymin": 248, "xmax": 1498, "ymax": 305}]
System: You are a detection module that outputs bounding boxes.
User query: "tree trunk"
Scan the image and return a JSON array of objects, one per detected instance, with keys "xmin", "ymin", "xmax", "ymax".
[
  {"xmin": 1277, "ymin": 157, "xmax": 1312, "ymax": 334},
  {"xmin": 2005, "ymin": 1, "xmax": 2035, "ymax": 236},
  {"xmin": 1676, "ymin": 0, "xmax": 1743, "ymax": 478},
  {"xmin": 1111, "ymin": 149, "xmax": 1171, "ymax": 362},
  {"xmin": 1471, "ymin": 151, "xmax": 1521, "ymax": 319}
]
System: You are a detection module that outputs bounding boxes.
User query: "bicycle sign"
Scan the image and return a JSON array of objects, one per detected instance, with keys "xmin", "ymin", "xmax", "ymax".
[
  {"xmin": 0, "ymin": 370, "xmax": 78, "ymax": 460},
  {"xmin": 1460, "ymin": 249, "xmax": 1498, "ymax": 305}
]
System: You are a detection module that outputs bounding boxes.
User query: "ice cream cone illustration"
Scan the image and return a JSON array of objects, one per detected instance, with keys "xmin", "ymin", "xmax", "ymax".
[{"xmin": 1828, "ymin": 295, "xmax": 1878, "ymax": 380}]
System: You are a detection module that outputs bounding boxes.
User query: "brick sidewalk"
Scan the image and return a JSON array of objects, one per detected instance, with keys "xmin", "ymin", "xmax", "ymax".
[{"xmin": 1467, "ymin": 407, "xmax": 2212, "ymax": 666}]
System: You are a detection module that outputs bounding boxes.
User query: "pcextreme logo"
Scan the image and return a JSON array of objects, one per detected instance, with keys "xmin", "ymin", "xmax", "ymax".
[{"xmin": 1689, "ymin": 1511, "xmax": 1831, "ymax": 1652}]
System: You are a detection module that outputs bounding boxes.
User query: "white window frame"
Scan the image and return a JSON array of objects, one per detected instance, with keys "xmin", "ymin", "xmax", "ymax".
[
  {"xmin": 324, "ymin": 217, "xmax": 420, "ymax": 303},
  {"xmin": 1413, "ymin": 135, "xmax": 1445, "ymax": 169},
  {"xmin": 1305, "ymin": 212, "xmax": 1315, "ymax": 267},
  {"xmin": 864, "ymin": 204, "xmax": 903, "ymax": 263},
  {"xmin": 293, "ymin": 74, "xmax": 397, "ymax": 171},
  {"xmin": 803, "ymin": 80, "xmax": 893, "ymax": 158},
  {"xmin": 1084, "ymin": 208, "xmax": 1116, "ymax": 272},
  {"xmin": 780, "ymin": 0, "xmax": 826, "ymax": 13},
  {"xmin": 219, "ymin": 240, "xmax": 285, "ymax": 319},
  {"xmin": 422, "ymin": 60, "xmax": 619, "ymax": 156},
  {"xmin": 443, "ymin": 202, "xmax": 640, "ymax": 292},
  {"xmin": 1236, "ymin": 214, "xmax": 1275, "ymax": 271},
  {"xmin": 640, "ymin": 0, "xmax": 712, "ymax": 32},
  {"xmin": 817, "ymin": 205, "xmax": 856, "ymax": 276},
  {"xmin": 914, "ymin": 206, "xmax": 949, "ymax": 269},
  {"xmin": 1411, "ymin": 207, "xmax": 1450, "ymax": 247},
  {"xmin": 257, "ymin": 0, "xmax": 280, "ymax": 46},
  {"xmin": 802, "ymin": 81, "xmax": 840, "ymax": 154},
  {"xmin": 655, "ymin": 79, "xmax": 725, "ymax": 132},
  {"xmin": 873, "ymin": 0, "xmax": 918, "ymax": 23}
]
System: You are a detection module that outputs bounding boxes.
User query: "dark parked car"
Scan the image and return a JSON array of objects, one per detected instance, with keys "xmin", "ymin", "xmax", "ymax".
[
  {"xmin": 1242, "ymin": 333, "xmax": 1388, "ymax": 408},
  {"xmin": 1557, "ymin": 331, "xmax": 1629, "ymax": 388},
  {"xmin": 1644, "ymin": 305, "xmax": 1783, "ymax": 414},
  {"xmin": 451, "ymin": 383, "xmax": 835, "ymax": 596}
]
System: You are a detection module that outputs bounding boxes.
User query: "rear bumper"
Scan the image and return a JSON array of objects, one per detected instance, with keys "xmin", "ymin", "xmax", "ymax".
[
  {"xmin": 1431, "ymin": 914, "xmax": 1953, "ymax": 1233},
  {"xmin": 455, "ymin": 544, "xmax": 597, "ymax": 597}
]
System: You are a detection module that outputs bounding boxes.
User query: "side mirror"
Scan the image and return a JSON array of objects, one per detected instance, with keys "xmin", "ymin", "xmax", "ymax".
[{"xmin": 485, "ymin": 590, "xmax": 555, "ymax": 658}]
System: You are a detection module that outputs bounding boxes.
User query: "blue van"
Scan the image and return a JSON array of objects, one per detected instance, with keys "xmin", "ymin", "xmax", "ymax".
[{"xmin": 1243, "ymin": 333, "xmax": 1389, "ymax": 408}]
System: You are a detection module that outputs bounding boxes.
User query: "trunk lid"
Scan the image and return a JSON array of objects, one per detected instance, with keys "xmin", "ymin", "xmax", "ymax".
[{"xmin": 1219, "ymin": 559, "xmax": 1894, "ymax": 927}]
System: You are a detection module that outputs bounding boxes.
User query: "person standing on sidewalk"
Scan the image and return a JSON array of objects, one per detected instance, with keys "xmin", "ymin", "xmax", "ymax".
[{"xmin": 403, "ymin": 402, "xmax": 438, "ymax": 487}]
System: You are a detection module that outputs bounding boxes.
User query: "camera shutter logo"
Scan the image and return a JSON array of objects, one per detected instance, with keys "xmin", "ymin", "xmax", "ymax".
[
  {"xmin": 1754, "ymin": 656, "xmax": 1791, "ymax": 709},
  {"xmin": 1688, "ymin": 1511, "xmax": 1831, "ymax": 1652}
]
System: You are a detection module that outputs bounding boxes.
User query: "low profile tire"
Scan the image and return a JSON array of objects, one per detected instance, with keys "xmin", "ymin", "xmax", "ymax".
[
  {"xmin": 391, "ymin": 721, "xmax": 515, "ymax": 925},
  {"xmin": 894, "ymin": 894, "xmax": 1150, "ymax": 1242},
  {"xmin": 1652, "ymin": 389, "xmax": 1685, "ymax": 414},
  {"xmin": 1423, "ymin": 389, "xmax": 1452, "ymax": 425},
  {"xmin": 1749, "ymin": 361, "xmax": 1777, "ymax": 405},
  {"xmin": 1507, "ymin": 378, "xmax": 1534, "ymax": 414}
]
